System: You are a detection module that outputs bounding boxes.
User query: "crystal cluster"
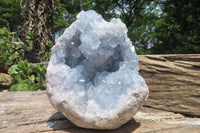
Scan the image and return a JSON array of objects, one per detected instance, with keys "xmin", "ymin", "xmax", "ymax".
[{"xmin": 46, "ymin": 10, "xmax": 148, "ymax": 129}]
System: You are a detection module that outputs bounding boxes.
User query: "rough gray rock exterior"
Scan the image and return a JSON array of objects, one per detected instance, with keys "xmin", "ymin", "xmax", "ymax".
[{"xmin": 46, "ymin": 10, "xmax": 148, "ymax": 129}]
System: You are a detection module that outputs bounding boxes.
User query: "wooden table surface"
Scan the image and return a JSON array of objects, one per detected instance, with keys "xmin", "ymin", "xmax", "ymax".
[{"xmin": 0, "ymin": 91, "xmax": 200, "ymax": 133}]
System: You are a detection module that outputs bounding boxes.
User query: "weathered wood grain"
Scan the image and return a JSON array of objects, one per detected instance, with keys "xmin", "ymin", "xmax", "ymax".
[
  {"xmin": 138, "ymin": 54, "xmax": 200, "ymax": 117},
  {"xmin": 0, "ymin": 91, "xmax": 200, "ymax": 133}
]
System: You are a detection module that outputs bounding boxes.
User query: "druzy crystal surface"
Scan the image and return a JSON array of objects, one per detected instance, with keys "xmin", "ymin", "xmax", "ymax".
[{"xmin": 46, "ymin": 10, "xmax": 149, "ymax": 129}]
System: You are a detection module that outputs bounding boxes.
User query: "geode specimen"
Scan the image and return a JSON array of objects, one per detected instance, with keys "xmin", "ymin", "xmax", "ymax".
[{"xmin": 46, "ymin": 10, "xmax": 148, "ymax": 129}]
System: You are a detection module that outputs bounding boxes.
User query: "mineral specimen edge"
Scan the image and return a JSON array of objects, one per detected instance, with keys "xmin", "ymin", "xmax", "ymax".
[{"xmin": 46, "ymin": 10, "xmax": 149, "ymax": 129}]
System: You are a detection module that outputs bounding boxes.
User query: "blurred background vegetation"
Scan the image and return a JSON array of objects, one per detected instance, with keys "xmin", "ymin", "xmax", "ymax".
[{"xmin": 0, "ymin": 0, "xmax": 199, "ymax": 91}]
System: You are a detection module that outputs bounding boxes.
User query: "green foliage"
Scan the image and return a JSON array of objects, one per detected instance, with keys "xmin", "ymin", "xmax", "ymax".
[
  {"xmin": 127, "ymin": 1, "xmax": 160, "ymax": 54},
  {"xmin": 1, "ymin": 0, "xmax": 199, "ymax": 55},
  {"xmin": 8, "ymin": 60, "xmax": 47, "ymax": 91},
  {"xmin": 0, "ymin": 27, "xmax": 50, "ymax": 91},
  {"xmin": 43, "ymin": 42, "xmax": 53, "ymax": 61},
  {"xmin": 0, "ymin": 27, "xmax": 25, "ymax": 69},
  {"xmin": 0, "ymin": 0, "xmax": 22, "ymax": 31},
  {"xmin": 53, "ymin": 0, "xmax": 95, "ymax": 33},
  {"xmin": 152, "ymin": 0, "xmax": 200, "ymax": 54},
  {"xmin": 25, "ymin": 32, "xmax": 40, "ymax": 50},
  {"xmin": 54, "ymin": 0, "xmax": 200, "ymax": 54}
]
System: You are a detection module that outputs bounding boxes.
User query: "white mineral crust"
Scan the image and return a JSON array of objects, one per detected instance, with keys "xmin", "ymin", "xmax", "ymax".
[{"xmin": 46, "ymin": 10, "xmax": 149, "ymax": 129}]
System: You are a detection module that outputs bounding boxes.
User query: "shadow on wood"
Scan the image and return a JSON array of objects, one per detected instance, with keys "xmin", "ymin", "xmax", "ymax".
[{"xmin": 47, "ymin": 112, "xmax": 141, "ymax": 133}]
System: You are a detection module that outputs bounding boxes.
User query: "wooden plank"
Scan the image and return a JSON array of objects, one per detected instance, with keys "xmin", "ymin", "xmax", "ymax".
[
  {"xmin": 0, "ymin": 91, "xmax": 200, "ymax": 133},
  {"xmin": 138, "ymin": 54, "xmax": 200, "ymax": 117},
  {"xmin": 1, "ymin": 54, "xmax": 199, "ymax": 116}
]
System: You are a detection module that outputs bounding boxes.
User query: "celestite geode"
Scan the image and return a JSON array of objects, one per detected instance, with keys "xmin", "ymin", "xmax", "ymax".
[{"xmin": 46, "ymin": 10, "xmax": 149, "ymax": 129}]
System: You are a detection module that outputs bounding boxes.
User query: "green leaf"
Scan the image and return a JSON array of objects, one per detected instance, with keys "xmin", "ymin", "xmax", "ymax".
[
  {"xmin": 8, "ymin": 65, "xmax": 19, "ymax": 73},
  {"xmin": 10, "ymin": 83, "xmax": 29, "ymax": 91},
  {"xmin": 30, "ymin": 85, "xmax": 40, "ymax": 91},
  {"xmin": 31, "ymin": 74, "xmax": 35, "ymax": 81}
]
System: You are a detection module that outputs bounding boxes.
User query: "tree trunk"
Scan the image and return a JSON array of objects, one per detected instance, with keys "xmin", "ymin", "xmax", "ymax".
[{"xmin": 20, "ymin": 0, "xmax": 54, "ymax": 62}]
